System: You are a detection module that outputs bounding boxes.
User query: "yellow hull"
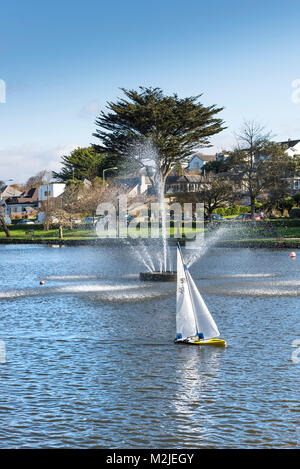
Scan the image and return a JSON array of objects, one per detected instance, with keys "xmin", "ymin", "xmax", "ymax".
[{"xmin": 175, "ymin": 338, "xmax": 226, "ymax": 347}]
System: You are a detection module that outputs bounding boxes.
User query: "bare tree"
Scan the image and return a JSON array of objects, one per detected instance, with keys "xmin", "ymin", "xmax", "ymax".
[
  {"xmin": 62, "ymin": 181, "xmax": 108, "ymax": 222},
  {"xmin": 172, "ymin": 174, "xmax": 233, "ymax": 221},
  {"xmin": 228, "ymin": 121, "xmax": 272, "ymax": 224},
  {"xmin": 26, "ymin": 170, "xmax": 53, "ymax": 190},
  {"xmin": 40, "ymin": 197, "xmax": 73, "ymax": 238}
]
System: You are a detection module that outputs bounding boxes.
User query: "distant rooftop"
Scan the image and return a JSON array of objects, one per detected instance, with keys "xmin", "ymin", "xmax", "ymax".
[
  {"xmin": 279, "ymin": 139, "xmax": 300, "ymax": 148},
  {"xmin": 6, "ymin": 187, "xmax": 38, "ymax": 204},
  {"xmin": 190, "ymin": 153, "xmax": 217, "ymax": 162},
  {"xmin": 0, "ymin": 184, "xmax": 22, "ymax": 199}
]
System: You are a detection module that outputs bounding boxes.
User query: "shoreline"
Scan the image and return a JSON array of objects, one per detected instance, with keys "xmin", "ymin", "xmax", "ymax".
[{"xmin": 0, "ymin": 237, "xmax": 300, "ymax": 248}]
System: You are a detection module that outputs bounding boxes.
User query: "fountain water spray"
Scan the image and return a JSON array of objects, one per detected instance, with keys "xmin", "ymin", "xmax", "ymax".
[
  {"xmin": 123, "ymin": 139, "xmax": 175, "ymax": 277},
  {"xmin": 97, "ymin": 139, "xmax": 226, "ymax": 279}
]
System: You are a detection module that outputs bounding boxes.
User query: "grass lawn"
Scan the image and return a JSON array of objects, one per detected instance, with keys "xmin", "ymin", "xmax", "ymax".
[
  {"xmin": 275, "ymin": 226, "xmax": 300, "ymax": 238},
  {"xmin": 1, "ymin": 220, "xmax": 300, "ymax": 241},
  {"xmin": 0, "ymin": 226, "xmax": 97, "ymax": 240},
  {"xmin": 0, "ymin": 225, "xmax": 205, "ymax": 240}
]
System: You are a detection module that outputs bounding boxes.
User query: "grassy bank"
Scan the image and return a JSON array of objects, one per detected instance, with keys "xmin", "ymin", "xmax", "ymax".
[
  {"xmin": 0, "ymin": 225, "xmax": 97, "ymax": 240},
  {"xmin": 0, "ymin": 224, "xmax": 204, "ymax": 241},
  {"xmin": 1, "ymin": 219, "xmax": 300, "ymax": 247}
]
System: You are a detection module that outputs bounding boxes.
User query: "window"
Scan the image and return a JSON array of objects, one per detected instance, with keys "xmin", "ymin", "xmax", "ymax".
[{"xmin": 293, "ymin": 180, "xmax": 300, "ymax": 190}]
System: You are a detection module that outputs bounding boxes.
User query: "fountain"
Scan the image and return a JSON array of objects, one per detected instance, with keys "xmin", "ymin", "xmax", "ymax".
[
  {"xmin": 112, "ymin": 140, "xmax": 228, "ymax": 281},
  {"xmin": 118, "ymin": 140, "xmax": 178, "ymax": 281},
  {"xmin": 139, "ymin": 271, "xmax": 177, "ymax": 282}
]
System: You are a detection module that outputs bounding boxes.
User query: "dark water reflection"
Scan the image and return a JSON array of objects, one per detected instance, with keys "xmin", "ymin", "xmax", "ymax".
[{"xmin": 0, "ymin": 245, "xmax": 299, "ymax": 448}]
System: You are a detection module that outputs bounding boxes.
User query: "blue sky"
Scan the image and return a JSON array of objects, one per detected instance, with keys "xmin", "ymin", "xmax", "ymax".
[{"xmin": 0, "ymin": 0, "xmax": 300, "ymax": 182}]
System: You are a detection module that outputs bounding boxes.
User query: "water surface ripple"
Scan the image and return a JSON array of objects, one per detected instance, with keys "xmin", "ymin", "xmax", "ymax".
[{"xmin": 0, "ymin": 245, "xmax": 299, "ymax": 448}]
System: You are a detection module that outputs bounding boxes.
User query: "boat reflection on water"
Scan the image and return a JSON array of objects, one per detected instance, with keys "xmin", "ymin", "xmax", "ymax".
[{"xmin": 172, "ymin": 348, "xmax": 223, "ymax": 441}]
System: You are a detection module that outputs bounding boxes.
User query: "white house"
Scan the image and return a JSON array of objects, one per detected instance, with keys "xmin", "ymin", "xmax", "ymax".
[
  {"xmin": 0, "ymin": 199, "xmax": 11, "ymax": 224},
  {"xmin": 5, "ymin": 187, "xmax": 38, "ymax": 215},
  {"xmin": 116, "ymin": 169, "xmax": 153, "ymax": 197},
  {"xmin": 187, "ymin": 153, "xmax": 217, "ymax": 171},
  {"xmin": 280, "ymin": 139, "xmax": 300, "ymax": 157},
  {"xmin": 38, "ymin": 182, "xmax": 66, "ymax": 208}
]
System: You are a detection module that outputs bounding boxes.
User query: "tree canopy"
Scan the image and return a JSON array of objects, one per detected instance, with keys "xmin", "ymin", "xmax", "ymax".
[
  {"xmin": 202, "ymin": 158, "xmax": 230, "ymax": 174},
  {"xmin": 262, "ymin": 142, "xmax": 297, "ymax": 211},
  {"xmin": 226, "ymin": 121, "xmax": 273, "ymax": 222},
  {"xmin": 93, "ymin": 87, "xmax": 226, "ymax": 187},
  {"xmin": 226, "ymin": 121, "xmax": 296, "ymax": 221},
  {"xmin": 53, "ymin": 146, "xmax": 119, "ymax": 183},
  {"xmin": 195, "ymin": 175, "xmax": 233, "ymax": 219},
  {"xmin": 25, "ymin": 170, "xmax": 53, "ymax": 189}
]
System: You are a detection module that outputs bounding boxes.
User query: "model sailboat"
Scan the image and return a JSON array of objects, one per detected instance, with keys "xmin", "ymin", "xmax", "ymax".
[{"xmin": 175, "ymin": 245, "xmax": 226, "ymax": 346}]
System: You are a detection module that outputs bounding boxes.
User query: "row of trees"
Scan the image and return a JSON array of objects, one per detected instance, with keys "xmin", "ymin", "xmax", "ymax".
[
  {"xmin": 54, "ymin": 87, "xmax": 225, "ymax": 191},
  {"xmin": 51, "ymin": 87, "xmax": 299, "ymax": 223},
  {"xmin": 201, "ymin": 121, "xmax": 299, "ymax": 219},
  {"xmin": 1, "ymin": 86, "xmax": 295, "ymax": 236}
]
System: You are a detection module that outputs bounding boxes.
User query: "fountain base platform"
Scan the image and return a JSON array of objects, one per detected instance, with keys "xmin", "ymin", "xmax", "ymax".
[{"xmin": 139, "ymin": 271, "xmax": 177, "ymax": 282}]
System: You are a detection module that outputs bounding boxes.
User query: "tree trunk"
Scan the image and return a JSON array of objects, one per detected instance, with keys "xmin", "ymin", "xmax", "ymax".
[
  {"xmin": 0, "ymin": 215, "xmax": 11, "ymax": 237},
  {"xmin": 45, "ymin": 217, "xmax": 50, "ymax": 231},
  {"xmin": 250, "ymin": 195, "xmax": 256, "ymax": 226},
  {"xmin": 58, "ymin": 225, "xmax": 63, "ymax": 239}
]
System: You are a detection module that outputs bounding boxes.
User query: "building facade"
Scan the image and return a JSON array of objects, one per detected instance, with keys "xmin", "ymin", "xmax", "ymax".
[
  {"xmin": 38, "ymin": 183, "xmax": 66, "ymax": 208},
  {"xmin": 5, "ymin": 188, "xmax": 38, "ymax": 215}
]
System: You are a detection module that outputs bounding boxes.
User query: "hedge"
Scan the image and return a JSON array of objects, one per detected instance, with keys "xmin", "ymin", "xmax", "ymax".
[
  {"xmin": 213, "ymin": 205, "xmax": 250, "ymax": 216},
  {"xmin": 7, "ymin": 223, "xmax": 45, "ymax": 231}
]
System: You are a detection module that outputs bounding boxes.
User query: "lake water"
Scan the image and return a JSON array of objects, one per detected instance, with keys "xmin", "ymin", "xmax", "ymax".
[{"xmin": 0, "ymin": 244, "xmax": 299, "ymax": 448}]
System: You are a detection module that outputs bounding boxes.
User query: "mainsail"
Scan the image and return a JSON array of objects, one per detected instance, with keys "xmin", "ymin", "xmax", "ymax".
[
  {"xmin": 176, "ymin": 247, "xmax": 197, "ymax": 338},
  {"xmin": 176, "ymin": 246, "xmax": 220, "ymax": 340}
]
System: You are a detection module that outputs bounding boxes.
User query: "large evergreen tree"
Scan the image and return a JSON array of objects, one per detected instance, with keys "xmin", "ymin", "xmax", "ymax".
[
  {"xmin": 53, "ymin": 146, "xmax": 118, "ymax": 182},
  {"xmin": 93, "ymin": 87, "xmax": 225, "ymax": 191}
]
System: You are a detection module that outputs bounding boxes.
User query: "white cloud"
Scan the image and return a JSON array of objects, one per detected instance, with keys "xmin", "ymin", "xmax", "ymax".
[{"xmin": 0, "ymin": 143, "xmax": 78, "ymax": 184}]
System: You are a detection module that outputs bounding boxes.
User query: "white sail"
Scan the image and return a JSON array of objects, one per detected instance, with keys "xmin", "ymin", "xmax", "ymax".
[
  {"xmin": 176, "ymin": 245, "xmax": 220, "ymax": 340},
  {"xmin": 186, "ymin": 270, "xmax": 220, "ymax": 339},
  {"xmin": 176, "ymin": 247, "xmax": 197, "ymax": 338}
]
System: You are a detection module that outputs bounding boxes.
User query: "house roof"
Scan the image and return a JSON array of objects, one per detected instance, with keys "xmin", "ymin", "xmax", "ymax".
[
  {"xmin": 6, "ymin": 187, "xmax": 38, "ymax": 205},
  {"xmin": 165, "ymin": 174, "xmax": 204, "ymax": 184},
  {"xmin": 189, "ymin": 153, "xmax": 217, "ymax": 163},
  {"xmin": 279, "ymin": 139, "xmax": 300, "ymax": 148},
  {"xmin": 0, "ymin": 185, "xmax": 22, "ymax": 199},
  {"xmin": 184, "ymin": 174, "xmax": 204, "ymax": 183},
  {"xmin": 165, "ymin": 175, "xmax": 183, "ymax": 184},
  {"xmin": 117, "ymin": 177, "xmax": 140, "ymax": 189}
]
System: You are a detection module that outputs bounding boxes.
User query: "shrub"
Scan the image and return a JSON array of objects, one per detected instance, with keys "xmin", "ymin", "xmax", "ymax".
[
  {"xmin": 8, "ymin": 223, "xmax": 44, "ymax": 230},
  {"xmin": 239, "ymin": 206, "xmax": 251, "ymax": 214},
  {"xmin": 289, "ymin": 208, "xmax": 300, "ymax": 219},
  {"xmin": 213, "ymin": 205, "xmax": 250, "ymax": 216},
  {"xmin": 293, "ymin": 193, "xmax": 300, "ymax": 206}
]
